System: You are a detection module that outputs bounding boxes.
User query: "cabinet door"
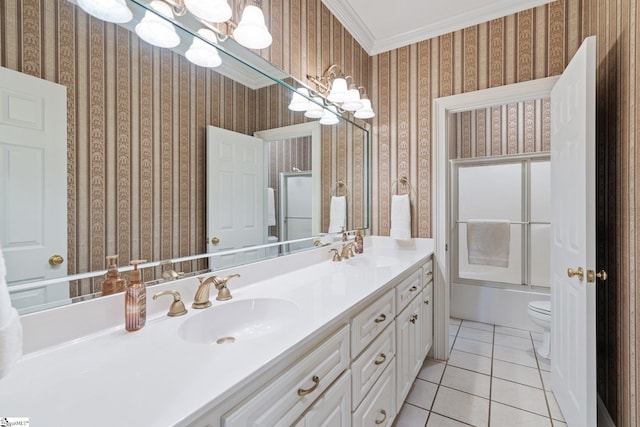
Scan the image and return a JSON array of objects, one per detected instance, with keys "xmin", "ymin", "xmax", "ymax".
[
  {"xmin": 295, "ymin": 371, "xmax": 351, "ymax": 427},
  {"xmin": 421, "ymin": 284, "xmax": 433, "ymax": 360},
  {"xmin": 352, "ymin": 360, "xmax": 396, "ymax": 427},
  {"xmin": 395, "ymin": 296, "xmax": 422, "ymax": 409}
]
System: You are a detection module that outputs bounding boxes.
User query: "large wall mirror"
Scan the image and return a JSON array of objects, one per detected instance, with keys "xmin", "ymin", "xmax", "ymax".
[{"xmin": 0, "ymin": 0, "xmax": 370, "ymax": 314}]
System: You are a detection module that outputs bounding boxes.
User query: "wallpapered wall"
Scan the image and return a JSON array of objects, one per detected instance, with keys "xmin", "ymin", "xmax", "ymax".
[{"xmin": 450, "ymin": 99, "xmax": 551, "ymax": 159}]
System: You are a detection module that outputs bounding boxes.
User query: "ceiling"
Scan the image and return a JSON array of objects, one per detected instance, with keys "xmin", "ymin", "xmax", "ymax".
[{"xmin": 321, "ymin": 0, "xmax": 555, "ymax": 55}]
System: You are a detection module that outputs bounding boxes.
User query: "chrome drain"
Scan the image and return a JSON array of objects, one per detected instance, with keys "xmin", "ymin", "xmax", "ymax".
[{"xmin": 216, "ymin": 336, "xmax": 236, "ymax": 344}]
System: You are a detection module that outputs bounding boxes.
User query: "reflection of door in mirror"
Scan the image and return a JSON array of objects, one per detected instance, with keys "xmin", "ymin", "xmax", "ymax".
[
  {"xmin": 0, "ymin": 66, "xmax": 70, "ymax": 311},
  {"xmin": 279, "ymin": 171, "xmax": 312, "ymax": 253},
  {"xmin": 206, "ymin": 126, "xmax": 265, "ymax": 269}
]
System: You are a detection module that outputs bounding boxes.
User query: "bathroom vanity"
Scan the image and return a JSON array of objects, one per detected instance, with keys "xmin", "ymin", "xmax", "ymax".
[{"xmin": 0, "ymin": 237, "xmax": 433, "ymax": 427}]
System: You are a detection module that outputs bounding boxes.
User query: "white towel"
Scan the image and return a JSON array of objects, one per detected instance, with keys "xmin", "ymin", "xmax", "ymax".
[
  {"xmin": 466, "ymin": 220, "xmax": 510, "ymax": 267},
  {"xmin": 0, "ymin": 244, "xmax": 23, "ymax": 379},
  {"xmin": 328, "ymin": 196, "xmax": 346, "ymax": 233},
  {"xmin": 390, "ymin": 194, "xmax": 411, "ymax": 240},
  {"xmin": 267, "ymin": 187, "xmax": 276, "ymax": 226}
]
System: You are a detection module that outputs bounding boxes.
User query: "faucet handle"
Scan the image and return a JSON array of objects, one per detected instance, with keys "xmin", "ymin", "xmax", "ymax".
[
  {"xmin": 330, "ymin": 248, "xmax": 341, "ymax": 262},
  {"xmin": 215, "ymin": 274, "xmax": 240, "ymax": 301},
  {"xmin": 152, "ymin": 290, "xmax": 188, "ymax": 317}
]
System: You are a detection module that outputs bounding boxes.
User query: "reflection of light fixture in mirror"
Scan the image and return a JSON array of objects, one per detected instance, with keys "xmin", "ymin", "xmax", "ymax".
[
  {"xmin": 354, "ymin": 94, "xmax": 375, "ymax": 119},
  {"xmin": 341, "ymin": 84, "xmax": 364, "ymax": 111},
  {"xmin": 77, "ymin": 0, "xmax": 133, "ymax": 23},
  {"xmin": 288, "ymin": 88, "xmax": 310, "ymax": 112},
  {"xmin": 304, "ymin": 97, "xmax": 325, "ymax": 119},
  {"xmin": 135, "ymin": 1, "xmax": 181, "ymax": 48},
  {"xmin": 186, "ymin": 29, "xmax": 222, "ymax": 68},
  {"xmin": 305, "ymin": 64, "xmax": 374, "ymax": 120},
  {"xmin": 232, "ymin": 5, "xmax": 273, "ymax": 50},
  {"xmin": 319, "ymin": 106, "xmax": 340, "ymax": 125},
  {"xmin": 184, "ymin": 0, "xmax": 232, "ymax": 23}
]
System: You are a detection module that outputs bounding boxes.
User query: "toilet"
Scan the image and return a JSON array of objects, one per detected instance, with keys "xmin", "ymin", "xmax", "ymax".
[{"xmin": 527, "ymin": 300, "xmax": 551, "ymax": 359}]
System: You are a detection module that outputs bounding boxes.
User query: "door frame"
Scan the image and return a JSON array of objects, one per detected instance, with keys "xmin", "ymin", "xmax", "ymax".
[
  {"xmin": 431, "ymin": 76, "xmax": 559, "ymax": 360},
  {"xmin": 255, "ymin": 122, "xmax": 322, "ymax": 236}
]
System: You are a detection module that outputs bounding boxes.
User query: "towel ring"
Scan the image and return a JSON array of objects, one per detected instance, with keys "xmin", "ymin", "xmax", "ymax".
[
  {"xmin": 331, "ymin": 179, "xmax": 350, "ymax": 197},
  {"xmin": 391, "ymin": 176, "xmax": 415, "ymax": 198}
]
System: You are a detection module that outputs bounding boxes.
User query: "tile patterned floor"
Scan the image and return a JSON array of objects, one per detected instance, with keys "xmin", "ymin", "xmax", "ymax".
[{"xmin": 393, "ymin": 318, "xmax": 567, "ymax": 427}]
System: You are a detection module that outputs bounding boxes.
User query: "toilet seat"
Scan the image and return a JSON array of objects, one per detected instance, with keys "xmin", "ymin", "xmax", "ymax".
[{"xmin": 528, "ymin": 300, "xmax": 550, "ymax": 316}]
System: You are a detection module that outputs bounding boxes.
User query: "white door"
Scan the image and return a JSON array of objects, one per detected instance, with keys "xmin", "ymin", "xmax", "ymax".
[
  {"xmin": 550, "ymin": 36, "xmax": 597, "ymax": 427},
  {"xmin": 206, "ymin": 126, "xmax": 264, "ymax": 269},
  {"xmin": 0, "ymin": 66, "xmax": 68, "ymax": 309}
]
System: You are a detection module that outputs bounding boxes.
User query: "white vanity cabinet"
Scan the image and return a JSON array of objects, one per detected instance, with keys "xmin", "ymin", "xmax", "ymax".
[
  {"xmin": 294, "ymin": 371, "xmax": 352, "ymax": 427},
  {"xmin": 222, "ymin": 326, "xmax": 350, "ymax": 427},
  {"xmin": 395, "ymin": 292, "xmax": 423, "ymax": 409},
  {"xmin": 421, "ymin": 260, "xmax": 434, "ymax": 360}
]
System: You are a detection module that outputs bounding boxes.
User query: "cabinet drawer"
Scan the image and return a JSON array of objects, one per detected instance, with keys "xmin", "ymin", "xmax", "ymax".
[
  {"xmin": 352, "ymin": 359, "xmax": 396, "ymax": 427},
  {"xmin": 351, "ymin": 289, "xmax": 395, "ymax": 358},
  {"xmin": 423, "ymin": 258, "xmax": 433, "ymax": 287},
  {"xmin": 351, "ymin": 322, "xmax": 396, "ymax": 410},
  {"xmin": 222, "ymin": 325, "xmax": 350, "ymax": 427},
  {"xmin": 395, "ymin": 269, "xmax": 423, "ymax": 313},
  {"xmin": 294, "ymin": 370, "xmax": 352, "ymax": 427}
]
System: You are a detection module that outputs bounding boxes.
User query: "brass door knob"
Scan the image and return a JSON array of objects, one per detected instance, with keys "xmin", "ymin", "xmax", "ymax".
[
  {"xmin": 567, "ymin": 267, "xmax": 584, "ymax": 281},
  {"xmin": 596, "ymin": 270, "xmax": 608, "ymax": 281},
  {"xmin": 211, "ymin": 237, "xmax": 220, "ymax": 245},
  {"xmin": 49, "ymin": 254, "xmax": 64, "ymax": 266}
]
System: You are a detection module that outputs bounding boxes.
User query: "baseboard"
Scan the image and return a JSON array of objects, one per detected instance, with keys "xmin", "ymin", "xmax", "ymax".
[{"xmin": 598, "ymin": 394, "xmax": 616, "ymax": 427}]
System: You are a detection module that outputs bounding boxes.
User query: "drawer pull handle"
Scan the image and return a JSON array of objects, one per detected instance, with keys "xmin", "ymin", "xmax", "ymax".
[
  {"xmin": 374, "ymin": 353, "xmax": 387, "ymax": 365},
  {"xmin": 297, "ymin": 375, "xmax": 320, "ymax": 396},
  {"xmin": 410, "ymin": 286, "xmax": 418, "ymax": 292},
  {"xmin": 410, "ymin": 314, "xmax": 418, "ymax": 324},
  {"xmin": 375, "ymin": 409, "xmax": 387, "ymax": 424},
  {"xmin": 424, "ymin": 299, "xmax": 430, "ymax": 305},
  {"xmin": 374, "ymin": 314, "xmax": 386, "ymax": 323},
  {"xmin": 426, "ymin": 271, "xmax": 433, "ymax": 276}
]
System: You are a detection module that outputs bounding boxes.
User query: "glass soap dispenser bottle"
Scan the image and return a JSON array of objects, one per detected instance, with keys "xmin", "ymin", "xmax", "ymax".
[
  {"xmin": 125, "ymin": 259, "xmax": 147, "ymax": 332},
  {"xmin": 355, "ymin": 229, "xmax": 364, "ymax": 254},
  {"xmin": 102, "ymin": 255, "xmax": 125, "ymax": 296}
]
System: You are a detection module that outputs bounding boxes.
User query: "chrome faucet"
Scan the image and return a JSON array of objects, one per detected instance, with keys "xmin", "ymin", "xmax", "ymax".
[{"xmin": 193, "ymin": 274, "xmax": 241, "ymax": 308}]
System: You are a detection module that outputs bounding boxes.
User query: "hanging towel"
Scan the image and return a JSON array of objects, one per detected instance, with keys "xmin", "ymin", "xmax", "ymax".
[
  {"xmin": 0, "ymin": 244, "xmax": 23, "ymax": 379},
  {"xmin": 267, "ymin": 187, "xmax": 276, "ymax": 226},
  {"xmin": 390, "ymin": 194, "xmax": 411, "ymax": 240},
  {"xmin": 466, "ymin": 220, "xmax": 510, "ymax": 267},
  {"xmin": 328, "ymin": 196, "xmax": 346, "ymax": 233}
]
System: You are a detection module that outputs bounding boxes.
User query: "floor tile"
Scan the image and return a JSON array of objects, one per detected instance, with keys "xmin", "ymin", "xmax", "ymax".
[
  {"xmin": 426, "ymin": 413, "xmax": 472, "ymax": 426},
  {"xmin": 441, "ymin": 365, "xmax": 491, "ymax": 398},
  {"xmin": 493, "ymin": 344, "xmax": 538, "ymax": 368},
  {"xmin": 461, "ymin": 320, "xmax": 494, "ymax": 332},
  {"xmin": 448, "ymin": 349, "xmax": 492, "ymax": 375},
  {"xmin": 491, "ymin": 378, "xmax": 549, "ymax": 416},
  {"xmin": 405, "ymin": 379, "xmax": 439, "ymax": 410},
  {"xmin": 494, "ymin": 333, "xmax": 534, "ymax": 352},
  {"xmin": 495, "ymin": 325, "xmax": 531, "ymax": 339},
  {"xmin": 490, "ymin": 402, "xmax": 552, "ymax": 426},
  {"xmin": 418, "ymin": 359, "xmax": 446, "ymax": 384},
  {"xmin": 450, "ymin": 317, "xmax": 462, "ymax": 326},
  {"xmin": 540, "ymin": 370, "xmax": 552, "ymax": 390},
  {"xmin": 432, "ymin": 386, "xmax": 489, "ymax": 427},
  {"xmin": 492, "ymin": 359, "xmax": 543, "ymax": 389},
  {"xmin": 394, "ymin": 403, "xmax": 429, "ymax": 427},
  {"xmin": 546, "ymin": 391, "xmax": 565, "ymax": 421},
  {"xmin": 453, "ymin": 337, "xmax": 493, "ymax": 358},
  {"xmin": 457, "ymin": 326, "xmax": 494, "ymax": 344}
]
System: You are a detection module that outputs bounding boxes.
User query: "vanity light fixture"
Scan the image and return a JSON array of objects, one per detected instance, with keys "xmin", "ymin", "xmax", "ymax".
[
  {"xmin": 77, "ymin": 0, "xmax": 133, "ymax": 23},
  {"xmin": 135, "ymin": 0, "xmax": 181, "ymax": 48},
  {"xmin": 184, "ymin": 0, "xmax": 232, "ymax": 23},
  {"xmin": 304, "ymin": 97, "xmax": 325, "ymax": 119},
  {"xmin": 302, "ymin": 64, "xmax": 375, "ymax": 121},
  {"xmin": 319, "ymin": 105, "xmax": 340, "ymax": 126},
  {"xmin": 288, "ymin": 88, "xmax": 311, "ymax": 112},
  {"xmin": 185, "ymin": 28, "xmax": 222, "ymax": 68}
]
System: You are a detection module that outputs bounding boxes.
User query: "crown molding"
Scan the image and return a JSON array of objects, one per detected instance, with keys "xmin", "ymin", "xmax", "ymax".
[{"xmin": 323, "ymin": 0, "xmax": 555, "ymax": 56}]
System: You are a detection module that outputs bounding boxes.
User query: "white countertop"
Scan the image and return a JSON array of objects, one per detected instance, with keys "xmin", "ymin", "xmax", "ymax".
[{"xmin": 0, "ymin": 237, "xmax": 433, "ymax": 426}]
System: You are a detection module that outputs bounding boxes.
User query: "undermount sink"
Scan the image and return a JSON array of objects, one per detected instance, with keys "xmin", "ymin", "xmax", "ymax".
[
  {"xmin": 346, "ymin": 255, "xmax": 396, "ymax": 268},
  {"xmin": 178, "ymin": 298, "xmax": 300, "ymax": 344}
]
